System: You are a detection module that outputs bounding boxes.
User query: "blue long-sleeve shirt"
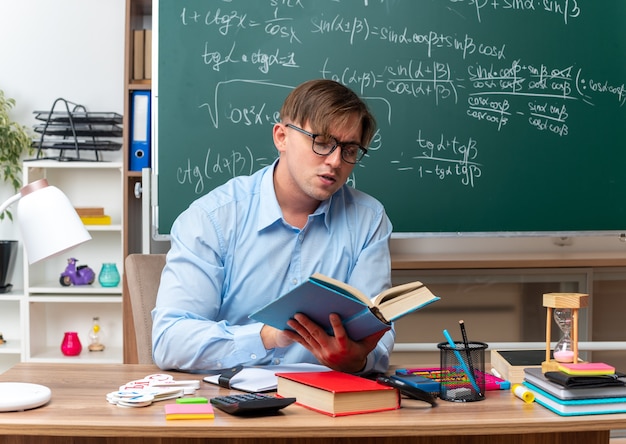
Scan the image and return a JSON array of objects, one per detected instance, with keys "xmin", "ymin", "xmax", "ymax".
[{"xmin": 152, "ymin": 160, "xmax": 394, "ymax": 374}]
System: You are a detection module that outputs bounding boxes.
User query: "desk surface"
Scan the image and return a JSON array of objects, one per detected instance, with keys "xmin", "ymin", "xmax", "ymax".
[{"xmin": 0, "ymin": 363, "xmax": 623, "ymax": 444}]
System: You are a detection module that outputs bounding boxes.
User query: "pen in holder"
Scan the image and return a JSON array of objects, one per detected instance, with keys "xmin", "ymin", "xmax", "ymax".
[{"xmin": 437, "ymin": 335, "xmax": 487, "ymax": 402}]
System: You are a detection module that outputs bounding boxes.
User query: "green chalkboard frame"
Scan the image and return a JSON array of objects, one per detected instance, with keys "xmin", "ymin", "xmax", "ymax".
[{"xmin": 155, "ymin": 0, "xmax": 626, "ymax": 236}]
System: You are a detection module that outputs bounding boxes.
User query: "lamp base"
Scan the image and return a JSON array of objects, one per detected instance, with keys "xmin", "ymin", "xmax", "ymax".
[
  {"xmin": 0, "ymin": 382, "xmax": 51, "ymax": 412},
  {"xmin": 0, "ymin": 284, "xmax": 12, "ymax": 294}
]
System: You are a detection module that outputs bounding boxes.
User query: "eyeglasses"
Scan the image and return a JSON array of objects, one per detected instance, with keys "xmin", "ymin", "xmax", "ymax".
[{"xmin": 285, "ymin": 123, "xmax": 367, "ymax": 164}]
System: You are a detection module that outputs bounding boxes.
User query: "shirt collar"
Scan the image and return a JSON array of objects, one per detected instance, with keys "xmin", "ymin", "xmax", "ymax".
[{"xmin": 257, "ymin": 160, "xmax": 332, "ymax": 232}]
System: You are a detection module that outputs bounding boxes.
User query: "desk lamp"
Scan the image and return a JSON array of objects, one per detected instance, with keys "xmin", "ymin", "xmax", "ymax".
[
  {"xmin": 0, "ymin": 178, "xmax": 91, "ymax": 412},
  {"xmin": 0, "ymin": 178, "xmax": 91, "ymax": 264}
]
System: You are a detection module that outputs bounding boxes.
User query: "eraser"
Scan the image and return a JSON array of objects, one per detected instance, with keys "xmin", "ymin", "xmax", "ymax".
[{"xmin": 512, "ymin": 384, "xmax": 534, "ymax": 404}]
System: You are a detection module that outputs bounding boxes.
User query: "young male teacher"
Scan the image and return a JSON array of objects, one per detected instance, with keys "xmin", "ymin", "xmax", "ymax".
[{"xmin": 152, "ymin": 79, "xmax": 394, "ymax": 374}]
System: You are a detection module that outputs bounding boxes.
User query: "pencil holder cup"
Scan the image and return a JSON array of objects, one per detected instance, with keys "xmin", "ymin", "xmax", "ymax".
[{"xmin": 437, "ymin": 341, "xmax": 488, "ymax": 402}]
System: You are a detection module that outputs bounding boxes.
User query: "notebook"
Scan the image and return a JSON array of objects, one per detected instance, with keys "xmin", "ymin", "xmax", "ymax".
[
  {"xmin": 524, "ymin": 368, "xmax": 626, "ymax": 400},
  {"xmin": 203, "ymin": 363, "xmax": 329, "ymax": 393},
  {"xmin": 523, "ymin": 381, "xmax": 626, "ymax": 416}
]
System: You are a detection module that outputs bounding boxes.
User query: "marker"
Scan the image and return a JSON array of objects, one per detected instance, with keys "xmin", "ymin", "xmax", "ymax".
[{"xmin": 443, "ymin": 329, "xmax": 482, "ymax": 396}]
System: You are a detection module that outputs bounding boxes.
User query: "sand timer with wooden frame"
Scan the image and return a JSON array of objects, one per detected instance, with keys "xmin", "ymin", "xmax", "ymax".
[{"xmin": 542, "ymin": 292, "xmax": 589, "ymax": 372}]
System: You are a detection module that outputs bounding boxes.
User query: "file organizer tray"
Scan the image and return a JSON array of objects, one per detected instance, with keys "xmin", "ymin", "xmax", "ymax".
[{"xmin": 29, "ymin": 98, "xmax": 122, "ymax": 162}]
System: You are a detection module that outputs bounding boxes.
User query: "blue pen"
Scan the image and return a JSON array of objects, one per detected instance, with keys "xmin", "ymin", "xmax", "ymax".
[{"xmin": 442, "ymin": 329, "xmax": 482, "ymax": 396}]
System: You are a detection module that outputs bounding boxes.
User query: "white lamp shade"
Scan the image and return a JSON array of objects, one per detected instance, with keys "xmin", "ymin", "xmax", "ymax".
[{"xmin": 17, "ymin": 183, "xmax": 91, "ymax": 264}]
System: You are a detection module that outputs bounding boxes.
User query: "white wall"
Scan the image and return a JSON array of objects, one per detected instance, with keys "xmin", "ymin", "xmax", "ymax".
[
  {"xmin": 0, "ymin": 0, "xmax": 125, "ymax": 128},
  {"xmin": 0, "ymin": 0, "xmax": 125, "ymax": 280}
]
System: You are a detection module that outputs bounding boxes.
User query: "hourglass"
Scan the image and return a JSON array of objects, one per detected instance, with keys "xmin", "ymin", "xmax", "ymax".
[
  {"xmin": 553, "ymin": 308, "xmax": 574, "ymax": 362},
  {"xmin": 542, "ymin": 293, "xmax": 588, "ymax": 372},
  {"xmin": 88, "ymin": 316, "xmax": 105, "ymax": 352}
]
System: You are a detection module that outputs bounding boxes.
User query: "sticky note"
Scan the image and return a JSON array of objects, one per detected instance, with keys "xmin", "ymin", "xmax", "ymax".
[
  {"xmin": 165, "ymin": 403, "xmax": 214, "ymax": 420},
  {"xmin": 558, "ymin": 362, "xmax": 615, "ymax": 376}
]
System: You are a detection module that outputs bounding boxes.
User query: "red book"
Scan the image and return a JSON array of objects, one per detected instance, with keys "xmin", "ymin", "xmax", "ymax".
[{"xmin": 275, "ymin": 371, "xmax": 400, "ymax": 417}]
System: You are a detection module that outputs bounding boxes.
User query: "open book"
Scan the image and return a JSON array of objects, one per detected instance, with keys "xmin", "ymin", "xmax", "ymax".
[{"xmin": 249, "ymin": 273, "xmax": 440, "ymax": 341}]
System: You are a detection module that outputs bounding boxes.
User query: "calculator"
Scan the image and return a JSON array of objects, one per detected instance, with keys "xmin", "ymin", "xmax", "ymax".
[{"xmin": 210, "ymin": 393, "xmax": 296, "ymax": 416}]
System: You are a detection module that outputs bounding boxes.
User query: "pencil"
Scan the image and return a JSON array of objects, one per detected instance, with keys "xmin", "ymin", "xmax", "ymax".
[{"xmin": 459, "ymin": 320, "xmax": 482, "ymax": 397}]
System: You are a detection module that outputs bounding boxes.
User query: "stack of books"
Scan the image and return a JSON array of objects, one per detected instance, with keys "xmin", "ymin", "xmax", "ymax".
[
  {"xmin": 394, "ymin": 367, "xmax": 511, "ymax": 393},
  {"xmin": 75, "ymin": 207, "xmax": 111, "ymax": 225},
  {"xmin": 522, "ymin": 364, "xmax": 626, "ymax": 416},
  {"xmin": 132, "ymin": 29, "xmax": 152, "ymax": 82}
]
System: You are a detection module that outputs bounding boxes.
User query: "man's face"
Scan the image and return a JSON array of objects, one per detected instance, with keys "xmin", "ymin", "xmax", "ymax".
[{"xmin": 275, "ymin": 115, "xmax": 361, "ymax": 204}]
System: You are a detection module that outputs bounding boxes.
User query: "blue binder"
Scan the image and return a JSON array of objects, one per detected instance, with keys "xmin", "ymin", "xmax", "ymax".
[{"xmin": 130, "ymin": 90, "xmax": 151, "ymax": 171}]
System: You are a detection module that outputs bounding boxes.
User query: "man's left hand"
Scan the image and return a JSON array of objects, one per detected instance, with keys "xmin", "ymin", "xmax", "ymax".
[{"xmin": 285, "ymin": 312, "xmax": 388, "ymax": 373}]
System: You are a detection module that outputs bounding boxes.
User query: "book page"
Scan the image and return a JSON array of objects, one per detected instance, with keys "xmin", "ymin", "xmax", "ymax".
[
  {"xmin": 372, "ymin": 280, "xmax": 426, "ymax": 305},
  {"xmin": 376, "ymin": 285, "xmax": 439, "ymax": 321},
  {"xmin": 310, "ymin": 273, "xmax": 371, "ymax": 306}
]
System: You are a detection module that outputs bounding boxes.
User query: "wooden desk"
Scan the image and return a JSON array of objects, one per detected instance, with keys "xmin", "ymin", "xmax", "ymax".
[{"xmin": 0, "ymin": 363, "xmax": 624, "ymax": 444}]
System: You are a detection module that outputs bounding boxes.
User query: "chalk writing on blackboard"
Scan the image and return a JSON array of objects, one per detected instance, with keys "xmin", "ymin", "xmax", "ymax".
[
  {"xmin": 446, "ymin": 0, "xmax": 581, "ymax": 25},
  {"xmin": 157, "ymin": 1, "xmax": 626, "ymax": 234}
]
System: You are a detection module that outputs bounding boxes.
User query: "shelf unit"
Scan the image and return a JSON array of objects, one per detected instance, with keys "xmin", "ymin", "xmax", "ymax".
[
  {"xmin": 123, "ymin": 0, "xmax": 151, "ymax": 259},
  {"xmin": 123, "ymin": 0, "xmax": 152, "ymax": 363},
  {"xmin": 14, "ymin": 160, "xmax": 123, "ymax": 368}
]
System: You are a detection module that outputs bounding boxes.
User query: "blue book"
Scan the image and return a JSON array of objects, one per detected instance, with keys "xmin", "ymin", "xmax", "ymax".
[
  {"xmin": 523, "ymin": 381, "xmax": 626, "ymax": 416},
  {"xmin": 249, "ymin": 273, "xmax": 439, "ymax": 341},
  {"xmin": 396, "ymin": 367, "xmax": 511, "ymax": 391},
  {"xmin": 390, "ymin": 374, "xmax": 441, "ymax": 394}
]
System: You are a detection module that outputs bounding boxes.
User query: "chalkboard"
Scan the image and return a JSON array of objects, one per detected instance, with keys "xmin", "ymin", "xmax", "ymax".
[{"xmin": 155, "ymin": 1, "xmax": 626, "ymax": 236}]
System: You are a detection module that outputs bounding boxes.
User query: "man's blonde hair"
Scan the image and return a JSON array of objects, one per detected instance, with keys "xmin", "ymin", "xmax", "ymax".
[{"xmin": 280, "ymin": 79, "xmax": 377, "ymax": 148}]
